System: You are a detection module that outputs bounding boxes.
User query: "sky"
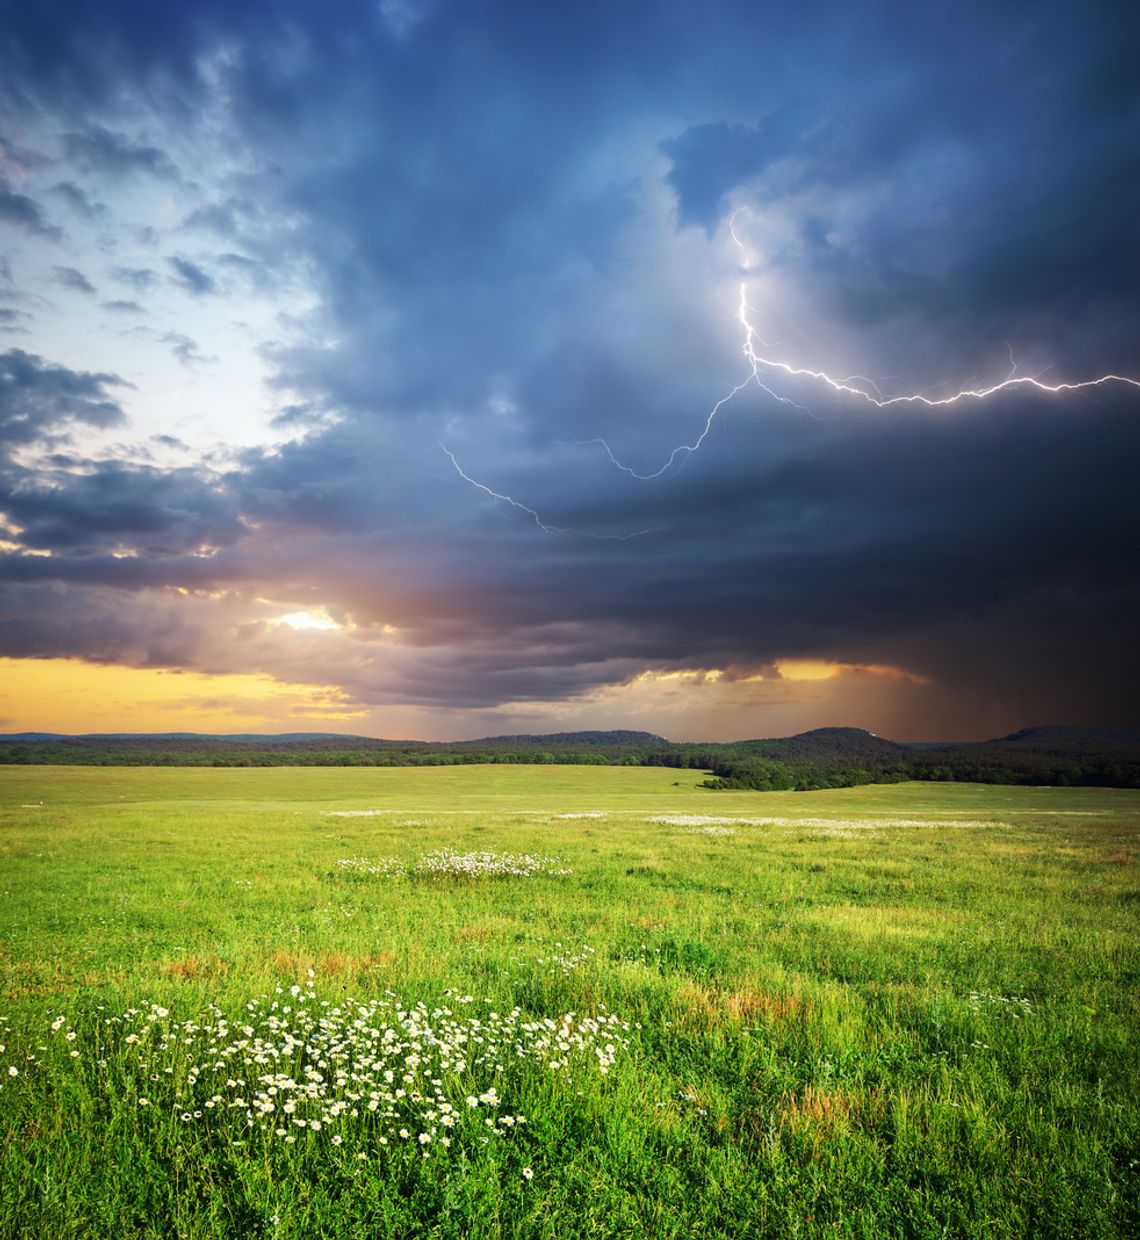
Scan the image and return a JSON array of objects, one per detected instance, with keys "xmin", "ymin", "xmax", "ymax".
[{"xmin": 0, "ymin": 0, "xmax": 1137, "ymax": 742}]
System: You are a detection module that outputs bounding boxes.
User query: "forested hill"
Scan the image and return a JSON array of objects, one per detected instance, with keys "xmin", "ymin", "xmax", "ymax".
[
  {"xmin": 679, "ymin": 726, "xmax": 1140, "ymax": 790},
  {"xmin": 0, "ymin": 729, "xmax": 667, "ymax": 767},
  {"xmin": 992, "ymin": 726, "xmax": 1140, "ymax": 751},
  {"xmin": 0, "ymin": 725, "xmax": 1137, "ymax": 788}
]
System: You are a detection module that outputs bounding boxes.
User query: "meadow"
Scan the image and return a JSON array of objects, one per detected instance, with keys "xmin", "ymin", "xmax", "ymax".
[{"xmin": 0, "ymin": 765, "xmax": 1137, "ymax": 1238}]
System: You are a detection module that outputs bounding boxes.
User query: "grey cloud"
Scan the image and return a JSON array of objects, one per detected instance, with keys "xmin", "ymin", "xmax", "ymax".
[
  {"xmin": 0, "ymin": 134, "xmax": 51, "ymax": 176},
  {"xmin": 269, "ymin": 403, "xmax": 320, "ymax": 429},
  {"xmin": 0, "ymin": 378, "xmax": 1135, "ymax": 726},
  {"xmin": 1, "ymin": 460, "xmax": 242, "ymax": 556},
  {"xmin": 158, "ymin": 331, "xmax": 211, "ymax": 366},
  {"xmin": 0, "ymin": 348, "xmax": 128, "ymax": 449},
  {"xmin": 61, "ymin": 124, "xmax": 180, "ymax": 181},
  {"xmin": 217, "ymin": 252, "xmax": 274, "ymax": 293},
  {"xmin": 182, "ymin": 200, "xmax": 250, "ymax": 238},
  {"xmin": 0, "ymin": 307, "xmax": 31, "ymax": 333},
  {"xmin": 50, "ymin": 264, "xmax": 96, "ymax": 294},
  {"xmin": 0, "ymin": 180, "xmax": 61, "ymax": 240},
  {"xmin": 167, "ymin": 255, "xmax": 216, "ymax": 295},
  {"xmin": 0, "ymin": 581, "xmax": 222, "ymax": 669},
  {"xmin": 49, "ymin": 181, "xmax": 103, "ymax": 218},
  {"xmin": 101, "ymin": 298, "xmax": 145, "ymax": 313},
  {"xmin": 661, "ymin": 107, "xmax": 812, "ymax": 233},
  {"xmin": 111, "ymin": 265, "xmax": 158, "ymax": 292},
  {"xmin": 264, "ymin": 389, "xmax": 1137, "ymax": 710}
]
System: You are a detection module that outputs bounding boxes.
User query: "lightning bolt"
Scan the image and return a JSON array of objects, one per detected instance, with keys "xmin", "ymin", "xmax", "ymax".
[
  {"xmin": 440, "ymin": 444, "xmax": 662, "ymax": 540},
  {"xmin": 446, "ymin": 209, "xmax": 1138, "ymax": 526},
  {"xmin": 592, "ymin": 208, "xmax": 1140, "ymax": 480}
]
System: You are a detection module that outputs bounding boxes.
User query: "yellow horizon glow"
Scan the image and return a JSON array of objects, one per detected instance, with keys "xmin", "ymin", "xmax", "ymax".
[
  {"xmin": 0, "ymin": 657, "xmax": 369, "ymax": 734},
  {"xmin": 775, "ymin": 659, "xmax": 930, "ymax": 685},
  {"xmin": 630, "ymin": 660, "xmax": 929, "ymax": 687},
  {"xmin": 0, "ymin": 653, "xmax": 933, "ymax": 741}
]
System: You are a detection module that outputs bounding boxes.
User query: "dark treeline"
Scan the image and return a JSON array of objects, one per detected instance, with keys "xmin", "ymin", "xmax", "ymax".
[
  {"xmin": 1, "ymin": 726, "xmax": 1138, "ymax": 788},
  {"xmin": 0, "ymin": 732, "xmax": 664, "ymax": 769}
]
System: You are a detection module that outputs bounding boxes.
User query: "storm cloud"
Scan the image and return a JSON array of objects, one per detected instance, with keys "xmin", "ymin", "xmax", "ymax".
[
  {"xmin": 0, "ymin": 1, "xmax": 1136, "ymax": 738},
  {"xmin": 0, "ymin": 349, "xmax": 127, "ymax": 448}
]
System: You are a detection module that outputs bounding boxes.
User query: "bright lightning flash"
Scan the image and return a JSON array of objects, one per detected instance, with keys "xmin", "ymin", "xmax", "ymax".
[
  {"xmin": 445, "ymin": 208, "xmax": 1139, "ymax": 526},
  {"xmin": 590, "ymin": 208, "xmax": 1140, "ymax": 481}
]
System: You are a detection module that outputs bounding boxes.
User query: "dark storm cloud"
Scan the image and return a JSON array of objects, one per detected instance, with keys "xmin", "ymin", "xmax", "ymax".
[
  {"xmin": 0, "ymin": 348, "xmax": 127, "ymax": 448},
  {"xmin": 0, "ymin": 382, "xmax": 1135, "ymax": 719},
  {"xmin": 269, "ymin": 403, "xmax": 320, "ymax": 430},
  {"xmin": 0, "ymin": 1, "xmax": 1137, "ymax": 731},
  {"xmin": 661, "ymin": 107, "xmax": 812, "ymax": 233},
  {"xmin": 0, "ymin": 581, "xmax": 228, "ymax": 668},
  {"xmin": 50, "ymin": 264, "xmax": 96, "ymax": 294},
  {"xmin": 660, "ymin": 7, "xmax": 1140, "ymax": 369},
  {"xmin": 1, "ymin": 460, "xmax": 242, "ymax": 556},
  {"xmin": 167, "ymin": 256, "xmax": 215, "ymax": 295}
]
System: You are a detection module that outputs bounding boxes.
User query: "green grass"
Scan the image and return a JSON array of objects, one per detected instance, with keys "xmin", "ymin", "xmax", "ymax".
[{"xmin": 1, "ymin": 765, "xmax": 1137, "ymax": 1238}]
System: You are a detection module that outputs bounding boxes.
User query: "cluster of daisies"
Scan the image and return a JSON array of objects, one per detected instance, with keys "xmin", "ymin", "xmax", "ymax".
[
  {"xmin": 38, "ymin": 987, "xmax": 632, "ymax": 1155},
  {"xmin": 333, "ymin": 850, "xmax": 571, "ymax": 880},
  {"xmin": 968, "ymin": 991, "xmax": 1034, "ymax": 1018},
  {"xmin": 333, "ymin": 857, "xmax": 405, "ymax": 877},
  {"xmin": 0, "ymin": 1015, "xmax": 25, "ymax": 1085},
  {"xmin": 650, "ymin": 815, "xmax": 754, "ymax": 827},
  {"xmin": 416, "ymin": 850, "xmax": 572, "ymax": 878},
  {"xmin": 534, "ymin": 945, "xmax": 598, "ymax": 976}
]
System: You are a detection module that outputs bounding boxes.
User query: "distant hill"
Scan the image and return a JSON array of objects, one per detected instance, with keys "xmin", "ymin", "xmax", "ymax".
[
  {"xmin": 0, "ymin": 729, "xmax": 671, "ymax": 768},
  {"xmin": 733, "ymin": 727, "xmax": 908, "ymax": 767},
  {"xmin": 461, "ymin": 730, "xmax": 665, "ymax": 747},
  {"xmin": 991, "ymin": 726, "xmax": 1140, "ymax": 751},
  {"xmin": 1, "ymin": 724, "xmax": 1137, "ymax": 788},
  {"xmin": 647, "ymin": 725, "xmax": 1140, "ymax": 791},
  {"xmin": 0, "ymin": 728, "xmax": 663, "ymax": 748}
]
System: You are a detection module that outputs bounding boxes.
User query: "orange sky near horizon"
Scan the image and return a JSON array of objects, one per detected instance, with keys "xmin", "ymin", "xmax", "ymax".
[
  {"xmin": 0, "ymin": 657, "xmax": 370, "ymax": 735},
  {"xmin": 0, "ymin": 654, "xmax": 957, "ymax": 742}
]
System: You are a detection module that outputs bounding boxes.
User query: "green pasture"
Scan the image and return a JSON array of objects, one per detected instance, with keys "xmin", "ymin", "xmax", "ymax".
[{"xmin": 1, "ymin": 766, "xmax": 1137, "ymax": 1237}]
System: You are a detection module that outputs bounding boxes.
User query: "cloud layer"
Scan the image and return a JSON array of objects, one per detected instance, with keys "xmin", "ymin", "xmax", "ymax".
[{"xmin": 0, "ymin": 1, "xmax": 1137, "ymax": 739}]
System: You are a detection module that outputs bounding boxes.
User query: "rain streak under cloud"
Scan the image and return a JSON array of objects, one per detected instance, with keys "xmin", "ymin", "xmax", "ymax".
[{"xmin": 0, "ymin": 1, "xmax": 1137, "ymax": 740}]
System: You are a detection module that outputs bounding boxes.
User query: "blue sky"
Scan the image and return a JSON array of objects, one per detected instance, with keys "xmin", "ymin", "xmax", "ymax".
[{"xmin": 0, "ymin": 1, "xmax": 1137, "ymax": 739}]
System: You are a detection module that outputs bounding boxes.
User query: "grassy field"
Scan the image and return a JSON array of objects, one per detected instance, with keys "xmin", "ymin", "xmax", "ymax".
[{"xmin": 1, "ymin": 765, "xmax": 1137, "ymax": 1238}]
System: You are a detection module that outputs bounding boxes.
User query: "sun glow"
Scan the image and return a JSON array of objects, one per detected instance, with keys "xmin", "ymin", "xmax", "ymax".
[
  {"xmin": 628, "ymin": 660, "xmax": 928, "ymax": 687},
  {"xmin": 774, "ymin": 660, "xmax": 929, "ymax": 684},
  {"xmin": 271, "ymin": 611, "xmax": 343, "ymax": 632},
  {"xmin": 0, "ymin": 658, "xmax": 368, "ymax": 733}
]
